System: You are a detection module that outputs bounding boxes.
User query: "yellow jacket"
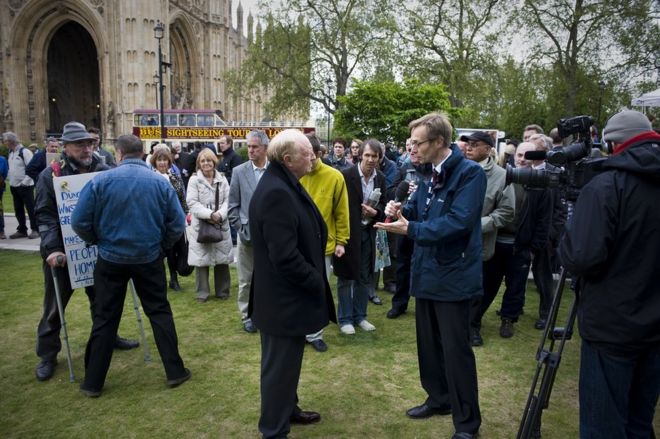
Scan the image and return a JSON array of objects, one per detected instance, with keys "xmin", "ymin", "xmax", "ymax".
[{"xmin": 300, "ymin": 159, "xmax": 350, "ymax": 255}]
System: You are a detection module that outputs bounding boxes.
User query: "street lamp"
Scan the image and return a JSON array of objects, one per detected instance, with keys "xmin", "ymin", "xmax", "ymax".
[
  {"xmin": 326, "ymin": 78, "xmax": 332, "ymax": 148},
  {"xmin": 153, "ymin": 71, "xmax": 160, "ymax": 110},
  {"xmin": 154, "ymin": 20, "xmax": 171, "ymax": 143}
]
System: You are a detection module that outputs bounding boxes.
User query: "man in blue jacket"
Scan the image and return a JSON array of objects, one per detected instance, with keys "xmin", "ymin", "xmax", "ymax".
[
  {"xmin": 72, "ymin": 134, "xmax": 190, "ymax": 397},
  {"xmin": 376, "ymin": 113, "xmax": 485, "ymax": 439}
]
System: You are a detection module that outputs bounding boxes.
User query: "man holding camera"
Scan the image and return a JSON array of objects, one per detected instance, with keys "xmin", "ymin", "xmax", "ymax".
[{"xmin": 559, "ymin": 110, "xmax": 660, "ymax": 439}]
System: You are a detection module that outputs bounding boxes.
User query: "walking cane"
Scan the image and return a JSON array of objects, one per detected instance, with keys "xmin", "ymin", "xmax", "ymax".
[
  {"xmin": 52, "ymin": 255, "xmax": 75, "ymax": 383},
  {"xmin": 128, "ymin": 279, "xmax": 152, "ymax": 362}
]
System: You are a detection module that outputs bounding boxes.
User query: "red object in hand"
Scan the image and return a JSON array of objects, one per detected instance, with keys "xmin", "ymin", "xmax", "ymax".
[{"xmin": 186, "ymin": 213, "xmax": 192, "ymax": 225}]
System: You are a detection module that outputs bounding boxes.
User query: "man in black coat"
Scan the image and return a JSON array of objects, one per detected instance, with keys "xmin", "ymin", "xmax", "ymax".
[
  {"xmin": 216, "ymin": 135, "xmax": 243, "ymax": 184},
  {"xmin": 332, "ymin": 140, "xmax": 386, "ymax": 334},
  {"xmin": 248, "ymin": 129, "xmax": 337, "ymax": 439},
  {"xmin": 560, "ymin": 110, "xmax": 660, "ymax": 439}
]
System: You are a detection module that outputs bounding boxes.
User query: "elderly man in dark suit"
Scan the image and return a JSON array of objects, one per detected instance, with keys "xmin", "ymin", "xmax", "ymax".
[{"xmin": 248, "ymin": 129, "xmax": 337, "ymax": 439}]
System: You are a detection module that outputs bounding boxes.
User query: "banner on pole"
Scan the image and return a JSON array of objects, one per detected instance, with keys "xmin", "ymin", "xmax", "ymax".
[{"xmin": 53, "ymin": 172, "xmax": 100, "ymax": 289}]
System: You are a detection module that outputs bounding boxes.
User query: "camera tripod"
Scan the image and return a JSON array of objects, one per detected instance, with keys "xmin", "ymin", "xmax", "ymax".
[{"xmin": 517, "ymin": 266, "xmax": 579, "ymax": 439}]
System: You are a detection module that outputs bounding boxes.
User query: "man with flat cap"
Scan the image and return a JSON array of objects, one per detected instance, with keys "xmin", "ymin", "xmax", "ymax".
[{"xmin": 33, "ymin": 121, "xmax": 138, "ymax": 382}]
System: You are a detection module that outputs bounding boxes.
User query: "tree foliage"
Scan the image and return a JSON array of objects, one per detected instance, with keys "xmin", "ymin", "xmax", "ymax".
[
  {"xmin": 513, "ymin": 0, "xmax": 658, "ymax": 116},
  {"xmin": 398, "ymin": 0, "xmax": 505, "ymax": 109},
  {"xmin": 225, "ymin": 0, "xmax": 397, "ymax": 119},
  {"xmin": 334, "ymin": 80, "xmax": 454, "ymax": 145}
]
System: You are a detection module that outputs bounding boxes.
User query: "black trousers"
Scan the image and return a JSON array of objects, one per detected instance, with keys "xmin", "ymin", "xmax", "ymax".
[
  {"xmin": 10, "ymin": 185, "xmax": 37, "ymax": 232},
  {"xmin": 36, "ymin": 261, "xmax": 95, "ymax": 361},
  {"xmin": 416, "ymin": 298, "xmax": 481, "ymax": 435},
  {"xmin": 391, "ymin": 234, "xmax": 414, "ymax": 312},
  {"xmin": 531, "ymin": 245, "xmax": 555, "ymax": 321},
  {"xmin": 259, "ymin": 332, "xmax": 306, "ymax": 439},
  {"xmin": 470, "ymin": 241, "xmax": 530, "ymax": 328},
  {"xmin": 82, "ymin": 256, "xmax": 185, "ymax": 391}
]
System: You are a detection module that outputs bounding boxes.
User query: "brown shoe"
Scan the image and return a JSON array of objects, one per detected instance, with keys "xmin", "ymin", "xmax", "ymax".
[{"xmin": 0, "ymin": 232, "xmax": 6, "ymax": 239}]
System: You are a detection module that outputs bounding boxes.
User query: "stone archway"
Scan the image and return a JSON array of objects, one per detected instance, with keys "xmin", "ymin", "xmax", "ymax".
[
  {"xmin": 169, "ymin": 17, "xmax": 198, "ymax": 109},
  {"xmin": 46, "ymin": 21, "xmax": 101, "ymax": 133}
]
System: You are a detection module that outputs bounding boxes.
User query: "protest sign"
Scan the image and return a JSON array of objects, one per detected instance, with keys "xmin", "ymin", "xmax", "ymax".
[{"xmin": 53, "ymin": 173, "xmax": 100, "ymax": 289}]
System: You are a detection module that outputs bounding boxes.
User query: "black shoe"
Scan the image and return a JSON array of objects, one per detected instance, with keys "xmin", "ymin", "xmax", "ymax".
[
  {"xmin": 500, "ymin": 319, "xmax": 514, "ymax": 338},
  {"xmin": 9, "ymin": 231, "xmax": 27, "ymax": 239},
  {"xmin": 369, "ymin": 295, "xmax": 383, "ymax": 305},
  {"xmin": 309, "ymin": 339, "xmax": 328, "ymax": 352},
  {"xmin": 215, "ymin": 293, "xmax": 229, "ymax": 300},
  {"xmin": 35, "ymin": 359, "xmax": 57, "ymax": 381},
  {"xmin": 80, "ymin": 386, "xmax": 102, "ymax": 398},
  {"xmin": 169, "ymin": 279, "xmax": 181, "ymax": 291},
  {"xmin": 114, "ymin": 336, "xmax": 139, "ymax": 350},
  {"xmin": 243, "ymin": 320, "xmax": 257, "ymax": 333},
  {"xmin": 534, "ymin": 319, "xmax": 546, "ymax": 330},
  {"xmin": 28, "ymin": 230, "xmax": 40, "ymax": 239},
  {"xmin": 470, "ymin": 328, "xmax": 483, "ymax": 347},
  {"xmin": 167, "ymin": 368, "xmax": 191, "ymax": 388},
  {"xmin": 290, "ymin": 410, "xmax": 321, "ymax": 424},
  {"xmin": 387, "ymin": 308, "xmax": 406, "ymax": 319},
  {"xmin": 452, "ymin": 432, "xmax": 478, "ymax": 439},
  {"xmin": 406, "ymin": 403, "xmax": 451, "ymax": 419}
]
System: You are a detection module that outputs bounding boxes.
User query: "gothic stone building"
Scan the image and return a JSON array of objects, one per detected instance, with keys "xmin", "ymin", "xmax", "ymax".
[{"xmin": 0, "ymin": 0, "xmax": 262, "ymax": 143}]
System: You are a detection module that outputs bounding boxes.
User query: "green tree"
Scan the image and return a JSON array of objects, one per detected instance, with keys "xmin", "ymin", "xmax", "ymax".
[
  {"xmin": 513, "ymin": 0, "xmax": 658, "ymax": 117},
  {"xmin": 333, "ymin": 79, "xmax": 454, "ymax": 145},
  {"xmin": 398, "ymin": 0, "xmax": 506, "ymax": 109},
  {"xmin": 226, "ymin": 0, "xmax": 397, "ymax": 119}
]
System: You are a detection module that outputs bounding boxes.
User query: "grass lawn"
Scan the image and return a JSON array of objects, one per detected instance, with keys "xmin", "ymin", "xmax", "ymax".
[{"xmin": 0, "ymin": 249, "xmax": 583, "ymax": 438}]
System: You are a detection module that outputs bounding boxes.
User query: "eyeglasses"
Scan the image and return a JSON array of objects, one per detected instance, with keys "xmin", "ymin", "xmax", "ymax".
[
  {"xmin": 410, "ymin": 138, "xmax": 436, "ymax": 147},
  {"xmin": 466, "ymin": 141, "xmax": 488, "ymax": 149}
]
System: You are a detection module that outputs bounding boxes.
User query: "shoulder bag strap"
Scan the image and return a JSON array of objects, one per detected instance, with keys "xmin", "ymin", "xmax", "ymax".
[{"xmin": 215, "ymin": 182, "xmax": 220, "ymax": 211}]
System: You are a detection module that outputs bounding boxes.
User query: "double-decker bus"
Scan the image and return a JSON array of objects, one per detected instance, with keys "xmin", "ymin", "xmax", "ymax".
[{"xmin": 132, "ymin": 109, "xmax": 315, "ymax": 150}]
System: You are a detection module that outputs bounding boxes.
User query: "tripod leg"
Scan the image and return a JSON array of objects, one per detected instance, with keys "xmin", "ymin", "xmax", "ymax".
[
  {"xmin": 128, "ymin": 279, "xmax": 152, "ymax": 362},
  {"xmin": 51, "ymin": 267, "xmax": 75, "ymax": 383}
]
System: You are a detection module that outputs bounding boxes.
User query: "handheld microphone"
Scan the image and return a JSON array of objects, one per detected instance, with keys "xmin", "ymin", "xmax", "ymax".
[{"xmin": 384, "ymin": 180, "xmax": 410, "ymax": 223}]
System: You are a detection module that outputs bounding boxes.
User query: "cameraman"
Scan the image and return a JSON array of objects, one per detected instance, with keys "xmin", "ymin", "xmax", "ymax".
[{"xmin": 559, "ymin": 110, "xmax": 660, "ymax": 439}]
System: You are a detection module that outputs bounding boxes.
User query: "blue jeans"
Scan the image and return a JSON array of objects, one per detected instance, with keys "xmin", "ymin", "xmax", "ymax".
[
  {"xmin": 579, "ymin": 340, "xmax": 659, "ymax": 439},
  {"xmin": 337, "ymin": 228, "xmax": 372, "ymax": 326}
]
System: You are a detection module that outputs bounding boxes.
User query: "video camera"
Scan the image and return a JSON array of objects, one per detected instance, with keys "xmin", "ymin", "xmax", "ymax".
[{"xmin": 506, "ymin": 115, "xmax": 606, "ymax": 201}]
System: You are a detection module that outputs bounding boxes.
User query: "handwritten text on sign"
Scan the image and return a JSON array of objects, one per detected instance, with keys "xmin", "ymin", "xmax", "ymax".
[{"xmin": 54, "ymin": 173, "xmax": 100, "ymax": 289}]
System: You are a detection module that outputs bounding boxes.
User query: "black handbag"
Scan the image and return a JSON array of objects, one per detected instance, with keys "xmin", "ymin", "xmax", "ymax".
[
  {"xmin": 196, "ymin": 182, "xmax": 224, "ymax": 244},
  {"xmin": 174, "ymin": 232, "xmax": 194, "ymax": 276}
]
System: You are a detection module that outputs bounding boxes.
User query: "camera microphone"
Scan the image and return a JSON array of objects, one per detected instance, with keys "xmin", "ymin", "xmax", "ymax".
[{"xmin": 384, "ymin": 180, "xmax": 410, "ymax": 223}]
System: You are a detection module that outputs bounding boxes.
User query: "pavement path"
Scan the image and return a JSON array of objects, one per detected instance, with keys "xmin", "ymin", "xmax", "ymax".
[{"xmin": 0, "ymin": 214, "xmax": 41, "ymax": 252}]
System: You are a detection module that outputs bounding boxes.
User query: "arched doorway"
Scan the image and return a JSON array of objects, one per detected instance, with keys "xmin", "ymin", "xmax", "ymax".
[
  {"xmin": 47, "ymin": 21, "xmax": 100, "ymax": 133},
  {"xmin": 169, "ymin": 19, "xmax": 196, "ymax": 109}
]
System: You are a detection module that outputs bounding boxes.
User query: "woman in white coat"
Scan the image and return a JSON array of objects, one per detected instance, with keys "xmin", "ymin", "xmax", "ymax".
[{"xmin": 186, "ymin": 148, "xmax": 233, "ymax": 303}]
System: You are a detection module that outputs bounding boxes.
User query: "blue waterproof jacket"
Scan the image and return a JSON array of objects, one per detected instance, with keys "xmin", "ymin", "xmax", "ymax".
[
  {"xmin": 403, "ymin": 144, "xmax": 487, "ymax": 301},
  {"xmin": 72, "ymin": 158, "xmax": 185, "ymax": 264}
]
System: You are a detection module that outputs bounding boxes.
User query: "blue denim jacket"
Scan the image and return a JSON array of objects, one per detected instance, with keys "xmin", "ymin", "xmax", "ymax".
[{"xmin": 72, "ymin": 158, "xmax": 185, "ymax": 264}]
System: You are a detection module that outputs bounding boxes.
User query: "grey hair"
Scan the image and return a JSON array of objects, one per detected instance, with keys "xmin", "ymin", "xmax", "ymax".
[
  {"xmin": 2, "ymin": 131, "xmax": 19, "ymax": 144},
  {"xmin": 246, "ymin": 130, "xmax": 269, "ymax": 147}
]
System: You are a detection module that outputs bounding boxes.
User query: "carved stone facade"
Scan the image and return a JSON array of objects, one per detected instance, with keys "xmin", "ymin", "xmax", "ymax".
[{"xmin": 0, "ymin": 0, "xmax": 261, "ymax": 142}]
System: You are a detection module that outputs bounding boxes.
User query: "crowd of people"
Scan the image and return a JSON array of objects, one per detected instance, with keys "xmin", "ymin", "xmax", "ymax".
[{"xmin": 1, "ymin": 108, "xmax": 658, "ymax": 439}]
